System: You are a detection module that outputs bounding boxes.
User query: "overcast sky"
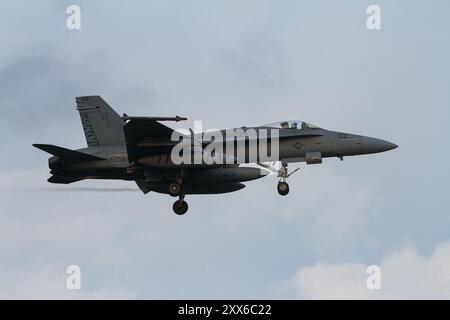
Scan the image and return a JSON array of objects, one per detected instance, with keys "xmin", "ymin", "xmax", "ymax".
[{"xmin": 1, "ymin": 0, "xmax": 449, "ymax": 299}]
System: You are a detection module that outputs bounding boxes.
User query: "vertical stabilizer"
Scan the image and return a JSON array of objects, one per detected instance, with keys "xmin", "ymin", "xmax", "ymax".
[{"xmin": 76, "ymin": 96, "xmax": 125, "ymax": 147}]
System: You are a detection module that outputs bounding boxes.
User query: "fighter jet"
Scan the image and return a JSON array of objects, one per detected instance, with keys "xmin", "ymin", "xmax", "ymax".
[{"xmin": 33, "ymin": 96, "xmax": 397, "ymax": 215}]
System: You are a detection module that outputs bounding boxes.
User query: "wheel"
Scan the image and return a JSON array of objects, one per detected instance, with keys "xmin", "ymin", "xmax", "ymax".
[
  {"xmin": 168, "ymin": 182, "xmax": 181, "ymax": 196},
  {"xmin": 277, "ymin": 182, "xmax": 289, "ymax": 196},
  {"xmin": 173, "ymin": 200, "xmax": 188, "ymax": 215}
]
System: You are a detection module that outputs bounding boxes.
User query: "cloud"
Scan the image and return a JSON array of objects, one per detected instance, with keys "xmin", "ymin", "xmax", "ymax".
[
  {"xmin": 249, "ymin": 164, "xmax": 379, "ymax": 257},
  {"xmin": 282, "ymin": 241, "xmax": 450, "ymax": 299},
  {"xmin": 0, "ymin": 166, "xmax": 377, "ymax": 298},
  {"xmin": 0, "ymin": 264, "xmax": 137, "ymax": 300}
]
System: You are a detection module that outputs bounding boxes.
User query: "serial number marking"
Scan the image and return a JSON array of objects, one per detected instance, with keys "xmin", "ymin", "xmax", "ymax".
[
  {"xmin": 222, "ymin": 304, "xmax": 272, "ymax": 316},
  {"xmin": 108, "ymin": 153, "xmax": 128, "ymax": 162}
]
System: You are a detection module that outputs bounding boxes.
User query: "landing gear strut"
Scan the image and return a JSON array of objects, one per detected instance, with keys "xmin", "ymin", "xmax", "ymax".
[
  {"xmin": 173, "ymin": 193, "xmax": 188, "ymax": 215},
  {"xmin": 276, "ymin": 162, "xmax": 299, "ymax": 196},
  {"xmin": 168, "ymin": 172, "xmax": 184, "ymax": 197},
  {"xmin": 168, "ymin": 170, "xmax": 188, "ymax": 214}
]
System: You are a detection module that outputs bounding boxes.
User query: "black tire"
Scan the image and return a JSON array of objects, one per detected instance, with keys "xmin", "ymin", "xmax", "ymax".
[
  {"xmin": 168, "ymin": 182, "xmax": 181, "ymax": 197},
  {"xmin": 173, "ymin": 200, "xmax": 188, "ymax": 215},
  {"xmin": 277, "ymin": 182, "xmax": 289, "ymax": 196}
]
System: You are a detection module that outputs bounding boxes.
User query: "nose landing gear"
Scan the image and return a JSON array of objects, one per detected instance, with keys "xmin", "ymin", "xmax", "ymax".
[
  {"xmin": 257, "ymin": 161, "xmax": 300, "ymax": 196},
  {"xmin": 277, "ymin": 181, "xmax": 289, "ymax": 196},
  {"xmin": 276, "ymin": 162, "xmax": 299, "ymax": 196}
]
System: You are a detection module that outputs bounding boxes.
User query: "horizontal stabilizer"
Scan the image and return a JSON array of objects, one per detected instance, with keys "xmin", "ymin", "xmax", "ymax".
[
  {"xmin": 47, "ymin": 175, "xmax": 85, "ymax": 184},
  {"xmin": 32, "ymin": 144, "xmax": 105, "ymax": 161}
]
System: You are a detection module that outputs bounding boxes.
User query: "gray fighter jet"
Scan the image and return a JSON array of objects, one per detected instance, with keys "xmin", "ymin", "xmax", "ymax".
[{"xmin": 33, "ymin": 96, "xmax": 397, "ymax": 215}]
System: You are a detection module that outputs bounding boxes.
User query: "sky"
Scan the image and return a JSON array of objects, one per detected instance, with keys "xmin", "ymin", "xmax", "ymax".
[{"xmin": 0, "ymin": 0, "xmax": 449, "ymax": 299}]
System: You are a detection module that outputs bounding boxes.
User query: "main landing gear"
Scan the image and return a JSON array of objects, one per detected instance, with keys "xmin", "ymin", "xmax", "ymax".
[
  {"xmin": 168, "ymin": 174, "xmax": 188, "ymax": 215},
  {"xmin": 168, "ymin": 181, "xmax": 182, "ymax": 196},
  {"xmin": 173, "ymin": 193, "xmax": 188, "ymax": 215},
  {"xmin": 277, "ymin": 162, "xmax": 299, "ymax": 196}
]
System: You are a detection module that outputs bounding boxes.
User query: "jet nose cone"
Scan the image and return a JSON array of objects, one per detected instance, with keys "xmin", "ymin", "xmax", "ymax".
[
  {"xmin": 360, "ymin": 137, "xmax": 398, "ymax": 154},
  {"xmin": 387, "ymin": 142, "xmax": 399, "ymax": 150}
]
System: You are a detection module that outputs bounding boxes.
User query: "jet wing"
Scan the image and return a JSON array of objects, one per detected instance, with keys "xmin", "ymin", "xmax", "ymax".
[
  {"xmin": 135, "ymin": 180, "xmax": 152, "ymax": 194},
  {"xmin": 123, "ymin": 119, "xmax": 186, "ymax": 163}
]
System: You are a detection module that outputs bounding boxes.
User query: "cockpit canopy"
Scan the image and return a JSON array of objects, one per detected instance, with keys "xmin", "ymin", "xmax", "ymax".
[{"xmin": 262, "ymin": 120, "xmax": 321, "ymax": 130}]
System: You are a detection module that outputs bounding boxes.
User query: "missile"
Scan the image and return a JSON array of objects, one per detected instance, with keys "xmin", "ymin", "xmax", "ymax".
[{"xmin": 122, "ymin": 114, "xmax": 187, "ymax": 122}]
